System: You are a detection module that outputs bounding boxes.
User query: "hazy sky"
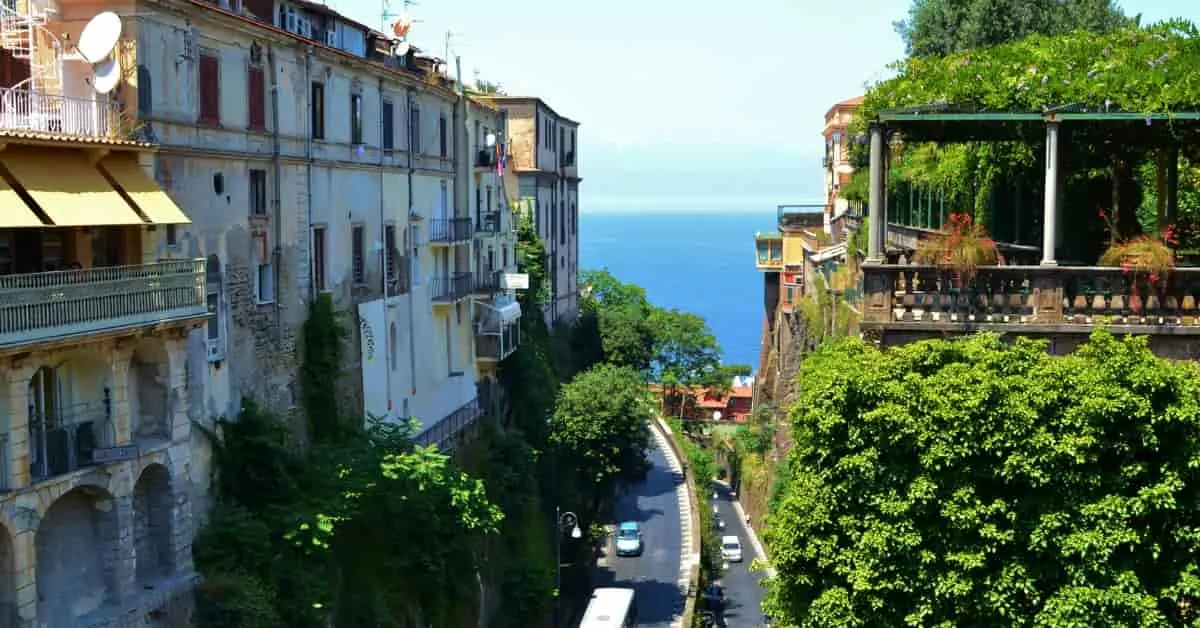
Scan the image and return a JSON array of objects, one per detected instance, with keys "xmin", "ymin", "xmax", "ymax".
[{"xmin": 335, "ymin": 0, "xmax": 1200, "ymax": 211}]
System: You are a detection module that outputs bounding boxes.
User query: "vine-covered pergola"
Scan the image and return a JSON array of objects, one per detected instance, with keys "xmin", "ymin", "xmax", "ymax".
[{"xmin": 863, "ymin": 108, "xmax": 1200, "ymax": 266}]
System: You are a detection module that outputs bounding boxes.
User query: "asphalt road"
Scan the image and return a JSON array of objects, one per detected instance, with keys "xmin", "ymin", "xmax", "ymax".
[
  {"xmin": 595, "ymin": 436, "xmax": 686, "ymax": 628},
  {"xmin": 711, "ymin": 482, "xmax": 768, "ymax": 627}
]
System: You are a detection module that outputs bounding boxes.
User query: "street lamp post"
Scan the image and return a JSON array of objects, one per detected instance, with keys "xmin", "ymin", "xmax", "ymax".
[{"xmin": 554, "ymin": 506, "xmax": 582, "ymax": 627}]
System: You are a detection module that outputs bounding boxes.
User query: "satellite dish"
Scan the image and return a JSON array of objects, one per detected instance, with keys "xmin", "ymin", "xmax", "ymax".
[
  {"xmin": 77, "ymin": 11, "xmax": 122, "ymax": 64},
  {"xmin": 394, "ymin": 41, "xmax": 411, "ymax": 56},
  {"xmin": 92, "ymin": 57, "xmax": 121, "ymax": 95},
  {"xmin": 485, "ymin": 133, "xmax": 496, "ymax": 147}
]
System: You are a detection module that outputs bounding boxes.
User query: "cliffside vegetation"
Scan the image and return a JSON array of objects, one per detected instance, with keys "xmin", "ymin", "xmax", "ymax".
[{"xmin": 765, "ymin": 331, "xmax": 1200, "ymax": 625}]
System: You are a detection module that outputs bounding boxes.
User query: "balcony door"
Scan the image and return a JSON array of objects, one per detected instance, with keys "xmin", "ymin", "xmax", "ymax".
[{"xmin": 28, "ymin": 366, "xmax": 62, "ymax": 479}]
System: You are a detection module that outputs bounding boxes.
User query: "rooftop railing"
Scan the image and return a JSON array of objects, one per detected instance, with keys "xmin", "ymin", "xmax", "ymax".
[{"xmin": 0, "ymin": 87, "xmax": 125, "ymax": 139}]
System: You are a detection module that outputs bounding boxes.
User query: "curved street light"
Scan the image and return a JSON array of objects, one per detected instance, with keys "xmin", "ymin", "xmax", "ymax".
[{"xmin": 554, "ymin": 507, "xmax": 582, "ymax": 627}]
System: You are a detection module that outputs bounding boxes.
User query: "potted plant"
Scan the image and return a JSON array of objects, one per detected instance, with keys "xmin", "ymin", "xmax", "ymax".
[
  {"xmin": 912, "ymin": 212, "xmax": 1001, "ymax": 287},
  {"xmin": 1097, "ymin": 210, "xmax": 1179, "ymax": 313}
]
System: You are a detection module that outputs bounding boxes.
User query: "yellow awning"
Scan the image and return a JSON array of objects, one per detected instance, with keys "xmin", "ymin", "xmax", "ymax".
[
  {"xmin": 99, "ymin": 156, "xmax": 191, "ymax": 225},
  {"xmin": 0, "ymin": 175, "xmax": 44, "ymax": 227},
  {"xmin": 0, "ymin": 148, "xmax": 144, "ymax": 227}
]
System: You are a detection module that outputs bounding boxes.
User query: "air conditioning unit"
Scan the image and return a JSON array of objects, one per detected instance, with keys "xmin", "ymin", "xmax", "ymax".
[{"xmin": 324, "ymin": 30, "xmax": 337, "ymax": 47}]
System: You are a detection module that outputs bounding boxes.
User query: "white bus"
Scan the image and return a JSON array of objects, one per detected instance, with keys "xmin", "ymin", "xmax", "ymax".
[{"xmin": 579, "ymin": 587, "xmax": 637, "ymax": 628}]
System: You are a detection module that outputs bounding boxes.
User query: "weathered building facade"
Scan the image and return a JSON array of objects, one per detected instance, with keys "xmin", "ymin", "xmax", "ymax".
[{"xmin": 483, "ymin": 95, "xmax": 580, "ymax": 325}]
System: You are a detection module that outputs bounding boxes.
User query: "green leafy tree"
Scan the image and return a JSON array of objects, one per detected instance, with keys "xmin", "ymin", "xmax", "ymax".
[
  {"xmin": 550, "ymin": 363, "xmax": 653, "ymax": 518},
  {"xmin": 764, "ymin": 331, "xmax": 1200, "ymax": 626},
  {"xmin": 578, "ymin": 269, "xmax": 657, "ymax": 372},
  {"xmin": 895, "ymin": 0, "xmax": 1134, "ymax": 58}
]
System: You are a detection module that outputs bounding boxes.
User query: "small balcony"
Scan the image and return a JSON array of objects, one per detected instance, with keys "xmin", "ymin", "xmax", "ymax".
[
  {"xmin": 861, "ymin": 264, "xmax": 1200, "ymax": 350},
  {"xmin": 431, "ymin": 272, "xmax": 473, "ymax": 304},
  {"xmin": 473, "ymin": 269, "xmax": 501, "ymax": 295},
  {"xmin": 561, "ymin": 150, "xmax": 576, "ymax": 167},
  {"xmin": 477, "ymin": 320, "xmax": 520, "ymax": 363},
  {"xmin": 475, "ymin": 148, "xmax": 496, "ymax": 169},
  {"xmin": 755, "ymin": 232, "xmax": 783, "ymax": 270},
  {"xmin": 0, "ymin": 259, "xmax": 207, "ymax": 349},
  {"xmin": 429, "ymin": 217, "xmax": 473, "ymax": 244},
  {"xmin": 413, "ymin": 398, "xmax": 480, "ymax": 450},
  {"xmin": 475, "ymin": 210, "xmax": 501, "ymax": 234},
  {"xmin": 29, "ymin": 399, "xmax": 113, "ymax": 483},
  {"xmin": 0, "ymin": 87, "xmax": 126, "ymax": 141}
]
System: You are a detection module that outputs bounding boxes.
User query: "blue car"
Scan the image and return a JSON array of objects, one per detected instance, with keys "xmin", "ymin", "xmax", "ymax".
[{"xmin": 615, "ymin": 521, "xmax": 643, "ymax": 557}]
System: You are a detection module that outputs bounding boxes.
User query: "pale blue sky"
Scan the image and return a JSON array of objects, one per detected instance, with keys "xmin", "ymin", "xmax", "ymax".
[{"xmin": 335, "ymin": 0, "xmax": 1200, "ymax": 211}]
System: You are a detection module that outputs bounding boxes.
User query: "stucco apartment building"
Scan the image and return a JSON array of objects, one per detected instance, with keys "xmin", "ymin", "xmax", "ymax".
[
  {"xmin": 483, "ymin": 96, "xmax": 580, "ymax": 324},
  {"xmin": 822, "ymin": 96, "xmax": 865, "ymax": 243},
  {"xmin": 0, "ymin": 0, "xmax": 531, "ymax": 622}
]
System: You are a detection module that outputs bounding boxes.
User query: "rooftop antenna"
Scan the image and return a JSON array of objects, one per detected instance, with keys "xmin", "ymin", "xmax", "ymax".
[{"xmin": 75, "ymin": 11, "xmax": 123, "ymax": 95}]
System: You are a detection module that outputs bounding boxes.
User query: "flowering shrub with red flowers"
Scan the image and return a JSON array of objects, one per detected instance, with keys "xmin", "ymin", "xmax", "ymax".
[
  {"xmin": 913, "ymin": 212, "xmax": 1001, "ymax": 282},
  {"xmin": 1097, "ymin": 210, "xmax": 1179, "ymax": 280}
]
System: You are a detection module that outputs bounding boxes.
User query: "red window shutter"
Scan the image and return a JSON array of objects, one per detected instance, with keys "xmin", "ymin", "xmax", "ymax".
[
  {"xmin": 199, "ymin": 54, "xmax": 219, "ymax": 124},
  {"xmin": 248, "ymin": 66, "xmax": 265, "ymax": 130}
]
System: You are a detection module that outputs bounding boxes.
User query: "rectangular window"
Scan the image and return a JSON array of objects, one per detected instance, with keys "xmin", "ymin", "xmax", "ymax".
[
  {"xmin": 247, "ymin": 64, "xmax": 266, "ymax": 130},
  {"xmin": 165, "ymin": 224, "xmax": 178, "ymax": 246},
  {"xmin": 311, "ymin": 81, "xmax": 325, "ymax": 139},
  {"xmin": 351, "ymin": 224, "xmax": 365, "ymax": 283},
  {"xmin": 198, "ymin": 51, "xmax": 220, "ymax": 124},
  {"xmin": 559, "ymin": 127, "xmax": 564, "ymax": 153},
  {"xmin": 409, "ymin": 104, "xmax": 421, "ymax": 153},
  {"xmin": 256, "ymin": 261, "xmax": 275, "ymax": 303},
  {"xmin": 206, "ymin": 292, "xmax": 220, "ymax": 340},
  {"xmin": 385, "ymin": 224, "xmax": 397, "ymax": 280},
  {"xmin": 438, "ymin": 116, "xmax": 447, "ymax": 158},
  {"xmin": 249, "ymin": 169, "xmax": 267, "ymax": 216},
  {"xmin": 312, "ymin": 226, "xmax": 326, "ymax": 292},
  {"xmin": 382, "ymin": 100, "xmax": 395, "ymax": 151},
  {"xmin": 350, "ymin": 93, "xmax": 363, "ymax": 145}
]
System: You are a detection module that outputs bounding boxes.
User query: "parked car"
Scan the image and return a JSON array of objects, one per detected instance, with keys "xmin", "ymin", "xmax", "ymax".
[
  {"xmin": 615, "ymin": 521, "xmax": 644, "ymax": 557},
  {"xmin": 721, "ymin": 535, "xmax": 743, "ymax": 563},
  {"xmin": 713, "ymin": 514, "xmax": 726, "ymax": 530}
]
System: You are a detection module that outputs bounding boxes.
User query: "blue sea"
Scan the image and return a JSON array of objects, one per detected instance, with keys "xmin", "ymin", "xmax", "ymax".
[{"xmin": 579, "ymin": 208, "xmax": 778, "ymax": 370}]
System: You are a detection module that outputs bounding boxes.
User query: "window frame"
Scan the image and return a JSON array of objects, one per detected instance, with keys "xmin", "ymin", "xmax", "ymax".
[
  {"xmin": 249, "ymin": 168, "xmax": 267, "ymax": 217},
  {"xmin": 312, "ymin": 225, "xmax": 327, "ymax": 293},
  {"xmin": 247, "ymin": 63, "xmax": 266, "ymax": 131},
  {"xmin": 351, "ymin": 223, "xmax": 366, "ymax": 284},
  {"xmin": 350, "ymin": 93, "xmax": 363, "ymax": 145},
  {"xmin": 198, "ymin": 50, "xmax": 220, "ymax": 125},
  {"xmin": 311, "ymin": 81, "xmax": 326, "ymax": 140}
]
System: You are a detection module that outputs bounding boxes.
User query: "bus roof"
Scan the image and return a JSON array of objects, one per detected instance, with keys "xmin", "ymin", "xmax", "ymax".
[{"xmin": 579, "ymin": 587, "xmax": 635, "ymax": 627}]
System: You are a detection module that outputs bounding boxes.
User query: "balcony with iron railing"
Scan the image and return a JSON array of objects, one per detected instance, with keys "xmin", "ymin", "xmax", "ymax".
[
  {"xmin": 431, "ymin": 272, "xmax": 473, "ymax": 303},
  {"xmin": 475, "ymin": 148, "xmax": 496, "ymax": 169},
  {"xmin": 475, "ymin": 210, "xmax": 502, "ymax": 234},
  {"xmin": 429, "ymin": 217, "xmax": 474, "ymax": 244},
  {"xmin": 413, "ymin": 398, "xmax": 480, "ymax": 450},
  {"xmin": 0, "ymin": 259, "xmax": 208, "ymax": 348},
  {"xmin": 473, "ymin": 269, "xmax": 501, "ymax": 295},
  {"xmin": 0, "ymin": 87, "xmax": 127, "ymax": 140},
  {"xmin": 29, "ymin": 399, "xmax": 113, "ymax": 483}
]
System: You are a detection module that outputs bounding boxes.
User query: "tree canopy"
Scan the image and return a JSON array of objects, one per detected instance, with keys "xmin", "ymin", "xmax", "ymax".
[
  {"xmin": 579, "ymin": 269, "xmax": 658, "ymax": 372},
  {"xmin": 895, "ymin": 0, "xmax": 1135, "ymax": 58},
  {"xmin": 763, "ymin": 331, "xmax": 1200, "ymax": 626}
]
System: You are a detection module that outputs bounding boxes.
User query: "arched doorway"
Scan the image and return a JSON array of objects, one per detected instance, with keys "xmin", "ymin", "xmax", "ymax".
[
  {"xmin": 133, "ymin": 464, "xmax": 173, "ymax": 585},
  {"xmin": 36, "ymin": 487, "xmax": 119, "ymax": 625}
]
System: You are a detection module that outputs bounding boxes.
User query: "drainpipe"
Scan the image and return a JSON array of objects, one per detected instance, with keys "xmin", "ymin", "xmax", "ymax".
[
  {"xmin": 378, "ymin": 76, "xmax": 392, "ymax": 417},
  {"xmin": 305, "ymin": 48, "xmax": 316, "ymax": 298},
  {"xmin": 405, "ymin": 87, "xmax": 418, "ymax": 396},
  {"xmin": 268, "ymin": 44, "xmax": 283, "ymax": 339}
]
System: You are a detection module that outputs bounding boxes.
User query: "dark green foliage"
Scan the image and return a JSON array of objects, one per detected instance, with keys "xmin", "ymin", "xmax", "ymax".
[
  {"xmin": 764, "ymin": 331, "xmax": 1200, "ymax": 626},
  {"xmin": 579, "ymin": 269, "xmax": 657, "ymax": 372},
  {"xmin": 895, "ymin": 0, "xmax": 1134, "ymax": 58},
  {"xmin": 301, "ymin": 294, "xmax": 351, "ymax": 443}
]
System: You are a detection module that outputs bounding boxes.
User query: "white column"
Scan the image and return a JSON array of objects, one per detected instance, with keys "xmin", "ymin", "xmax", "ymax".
[
  {"xmin": 1041, "ymin": 121, "xmax": 1061, "ymax": 266},
  {"xmin": 867, "ymin": 122, "xmax": 886, "ymax": 263}
]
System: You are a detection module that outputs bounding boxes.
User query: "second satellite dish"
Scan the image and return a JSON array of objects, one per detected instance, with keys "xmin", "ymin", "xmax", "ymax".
[
  {"xmin": 77, "ymin": 11, "xmax": 122, "ymax": 64},
  {"xmin": 92, "ymin": 57, "xmax": 121, "ymax": 95},
  {"xmin": 394, "ymin": 41, "xmax": 411, "ymax": 56}
]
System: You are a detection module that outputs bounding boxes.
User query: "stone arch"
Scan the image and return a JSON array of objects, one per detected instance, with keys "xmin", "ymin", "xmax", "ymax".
[
  {"xmin": 28, "ymin": 351, "xmax": 113, "ymax": 480},
  {"xmin": 132, "ymin": 463, "xmax": 173, "ymax": 586},
  {"xmin": 0, "ymin": 521, "xmax": 14, "ymax": 626},
  {"xmin": 36, "ymin": 486, "xmax": 119, "ymax": 626},
  {"xmin": 128, "ymin": 339, "xmax": 170, "ymax": 443}
]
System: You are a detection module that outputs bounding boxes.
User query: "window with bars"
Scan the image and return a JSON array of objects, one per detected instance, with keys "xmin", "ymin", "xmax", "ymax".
[
  {"xmin": 198, "ymin": 51, "xmax": 220, "ymax": 125},
  {"xmin": 385, "ymin": 224, "xmax": 397, "ymax": 281},
  {"xmin": 352, "ymin": 224, "xmax": 365, "ymax": 283},
  {"xmin": 247, "ymin": 64, "xmax": 266, "ymax": 130}
]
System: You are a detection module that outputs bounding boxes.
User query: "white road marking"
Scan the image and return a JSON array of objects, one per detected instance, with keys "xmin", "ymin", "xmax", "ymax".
[{"xmin": 650, "ymin": 423, "xmax": 695, "ymax": 628}]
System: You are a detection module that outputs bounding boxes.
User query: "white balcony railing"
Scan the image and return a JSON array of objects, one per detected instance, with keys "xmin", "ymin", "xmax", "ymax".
[
  {"xmin": 0, "ymin": 259, "xmax": 207, "ymax": 347},
  {"xmin": 0, "ymin": 87, "xmax": 124, "ymax": 139}
]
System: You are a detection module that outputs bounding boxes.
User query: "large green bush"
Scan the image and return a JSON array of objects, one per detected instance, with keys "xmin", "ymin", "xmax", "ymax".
[{"xmin": 764, "ymin": 331, "xmax": 1200, "ymax": 626}]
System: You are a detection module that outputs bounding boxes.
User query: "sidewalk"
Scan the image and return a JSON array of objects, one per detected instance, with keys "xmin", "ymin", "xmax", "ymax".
[{"xmin": 713, "ymin": 479, "xmax": 776, "ymax": 578}]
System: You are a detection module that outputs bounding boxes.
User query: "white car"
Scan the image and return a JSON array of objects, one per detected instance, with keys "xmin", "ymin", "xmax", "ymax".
[{"xmin": 721, "ymin": 535, "xmax": 743, "ymax": 563}]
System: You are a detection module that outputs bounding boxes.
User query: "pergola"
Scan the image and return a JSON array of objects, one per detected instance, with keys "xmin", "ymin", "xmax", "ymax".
[{"xmin": 863, "ymin": 107, "xmax": 1200, "ymax": 266}]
